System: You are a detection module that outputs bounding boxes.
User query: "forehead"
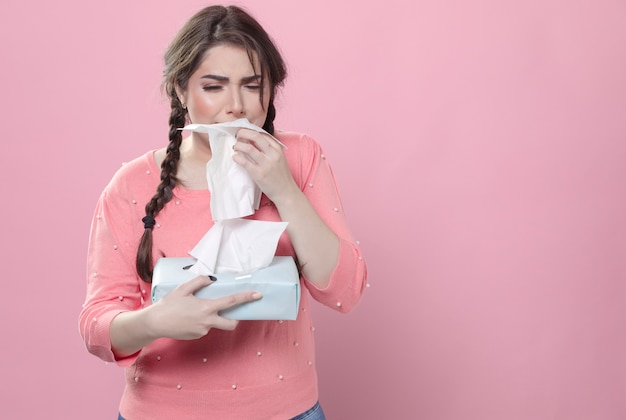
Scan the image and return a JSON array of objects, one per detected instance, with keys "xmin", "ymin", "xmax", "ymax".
[{"xmin": 196, "ymin": 44, "xmax": 261, "ymax": 76}]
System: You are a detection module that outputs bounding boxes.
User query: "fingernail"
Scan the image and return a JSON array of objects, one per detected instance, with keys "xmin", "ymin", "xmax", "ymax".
[
  {"xmin": 209, "ymin": 275, "xmax": 217, "ymax": 282},
  {"xmin": 252, "ymin": 292, "xmax": 263, "ymax": 299}
]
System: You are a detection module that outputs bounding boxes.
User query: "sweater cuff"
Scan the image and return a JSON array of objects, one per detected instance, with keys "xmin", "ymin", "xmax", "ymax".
[
  {"xmin": 305, "ymin": 239, "xmax": 367, "ymax": 313},
  {"xmin": 86, "ymin": 309, "xmax": 141, "ymax": 367}
]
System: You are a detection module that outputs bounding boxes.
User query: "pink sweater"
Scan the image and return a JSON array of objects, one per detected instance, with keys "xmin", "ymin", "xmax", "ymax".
[{"xmin": 79, "ymin": 131, "xmax": 367, "ymax": 420}]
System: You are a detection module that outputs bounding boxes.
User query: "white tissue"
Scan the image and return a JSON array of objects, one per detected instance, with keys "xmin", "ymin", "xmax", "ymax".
[
  {"xmin": 181, "ymin": 119, "xmax": 270, "ymax": 220},
  {"xmin": 188, "ymin": 219, "xmax": 288, "ymax": 275},
  {"xmin": 179, "ymin": 119, "xmax": 288, "ymax": 276}
]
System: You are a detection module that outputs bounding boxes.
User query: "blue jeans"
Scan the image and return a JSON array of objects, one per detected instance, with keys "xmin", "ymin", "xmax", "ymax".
[
  {"xmin": 290, "ymin": 401, "xmax": 326, "ymax": 420},
  {"xmin": 118, "ymin": 401, "xmax": 325, "ymax": 420}
]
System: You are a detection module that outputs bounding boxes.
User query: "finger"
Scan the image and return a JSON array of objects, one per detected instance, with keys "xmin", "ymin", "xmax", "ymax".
[
  {"xmin": 263, "ymin": 134, "xmax": 284, "ymax": 150},
  {"xmin": 232, "ymin": 143, "xmax": 259, "ymax": 166},
  {"xmin": 237, "ymin": 128, "xmax": 286, "ymax": 149},
  {"xmin": 233, "ymin": 139, "xmax": 260, "ymax": 156},
  {"xmin": 237, "ymin": 130, "xmax": 278, "ymax": 152},
  {"xmin": 234, "ymin": 138, "xmax": 283, "ymax": 164},
  {"xmin": 214, "ymin": 291, "xmax": 263, "ymax": 311},
  {"xmin": 174, "ymin": 275, "xmax": 216, "ymax": 296},
  {"xmin": 235, "ymin": 128, "xmax": 260, "ymax": 142},
  {"xmin": 250, "ymin": 132, "xmax": 285, "ymax": 150}
]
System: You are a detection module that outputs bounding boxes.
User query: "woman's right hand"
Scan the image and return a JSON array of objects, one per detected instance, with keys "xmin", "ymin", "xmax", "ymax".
[
  {"xmin": 110, "ymin": 276, "xmax": 262, "ymax": 358},
  {"xmin": 146, "ymin": 275, "xmax": 263, "ymax": 340}
]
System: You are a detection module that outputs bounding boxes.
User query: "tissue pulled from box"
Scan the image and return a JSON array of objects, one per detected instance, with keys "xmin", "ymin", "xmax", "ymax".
[
  {"xmin": 188, "ymin": 218, "xmax": 288, "ymax": 275},
  {"xmin": 178, "ymin": 119, "xmax": 289, "ymax": 278}
]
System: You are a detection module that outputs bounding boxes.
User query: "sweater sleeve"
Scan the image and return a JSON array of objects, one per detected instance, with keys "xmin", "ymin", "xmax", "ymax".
[
  {"xmin": 289, "ymin": 133, "xmax": 368, "ymax": 313},
  {"xmin": 78, "ymin": 163, "xmax": 149, "ymax": 367}
]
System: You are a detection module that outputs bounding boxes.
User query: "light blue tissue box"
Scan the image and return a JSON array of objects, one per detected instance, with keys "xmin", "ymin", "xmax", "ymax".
[{"xmin": 151, "ymin": 256, "xmax": 300, "ymax": 320}]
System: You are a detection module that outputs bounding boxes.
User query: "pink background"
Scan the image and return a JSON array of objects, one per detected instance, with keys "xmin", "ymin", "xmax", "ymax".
[{"xmin": 1, "ymin": 0, "xmax": 625, "ymax": 418}]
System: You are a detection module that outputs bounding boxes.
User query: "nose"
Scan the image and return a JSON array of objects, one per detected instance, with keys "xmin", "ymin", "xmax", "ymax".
[{"xmin": 226, "ymin": 89, "xmax": 245, "ymax": 116}]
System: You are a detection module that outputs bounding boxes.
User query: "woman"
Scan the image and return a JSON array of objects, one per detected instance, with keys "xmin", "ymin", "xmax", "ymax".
[{"xmin": 79, "ymin": 5, "xmax": 367, "ymax": 419}]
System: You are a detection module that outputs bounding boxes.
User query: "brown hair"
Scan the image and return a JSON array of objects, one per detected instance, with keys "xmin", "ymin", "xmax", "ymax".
[{"xmin": 136, "ymin": 5, "xmax": 287, "ymax": 282}]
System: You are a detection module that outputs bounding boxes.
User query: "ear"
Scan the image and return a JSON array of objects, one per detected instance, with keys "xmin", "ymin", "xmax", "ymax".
[{"xmin": 175, "ymin": 84, "xmax": 187, "ymax": 108}]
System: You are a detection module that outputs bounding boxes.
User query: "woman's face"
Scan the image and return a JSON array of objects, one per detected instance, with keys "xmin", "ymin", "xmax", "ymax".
[{"xmin": 179, "ymin": 44, "xmax": 270, "ymax": 127}]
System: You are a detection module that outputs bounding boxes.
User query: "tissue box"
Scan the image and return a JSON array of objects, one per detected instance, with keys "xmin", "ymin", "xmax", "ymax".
[{"xmin": 151, "ymin": 256, "xmax": 301, "ymax": 320}]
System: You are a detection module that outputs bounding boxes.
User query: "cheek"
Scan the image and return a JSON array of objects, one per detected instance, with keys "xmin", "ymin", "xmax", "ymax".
[
  {"xmin": 247, "ymin": 96, "xmax": 271, "ymax": 125},
  {"xmin": 188, "ymin": 94, "xmax": 220, "ymax": 122},
  {"xmin": 191, "ymin": 92, "xmax": 217, "ymax": 110},
  {"xmin": 248, "ymin": 113, "xmax": 269, "ymax": 128}
]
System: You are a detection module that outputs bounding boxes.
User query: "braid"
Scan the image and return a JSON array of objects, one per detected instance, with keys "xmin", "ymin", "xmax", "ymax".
[{"xmin": 136, "ymin": 97, "xmax": 187, "ymax": 282}]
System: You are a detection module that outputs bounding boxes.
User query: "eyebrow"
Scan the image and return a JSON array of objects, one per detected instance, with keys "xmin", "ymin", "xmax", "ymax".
[{"xmin": 200, "ymin": 74, "xmax": 262, "ymax": 83}]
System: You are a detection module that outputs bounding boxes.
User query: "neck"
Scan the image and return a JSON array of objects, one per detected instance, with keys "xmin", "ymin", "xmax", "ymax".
[{"xmin": 176, "ymin": 135, "xmax": 212, "ymax": 190}]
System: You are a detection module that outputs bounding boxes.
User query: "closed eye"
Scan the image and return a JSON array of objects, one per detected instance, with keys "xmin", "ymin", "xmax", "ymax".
[{"xmin": 202, "ymin": 85, "xmax": 223, "ymax": 91}]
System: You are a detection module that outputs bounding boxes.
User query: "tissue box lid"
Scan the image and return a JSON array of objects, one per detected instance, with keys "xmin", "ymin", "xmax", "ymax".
[{"xmin": 151, "ymin": 256, "xmax": 300, "ymax": 320}]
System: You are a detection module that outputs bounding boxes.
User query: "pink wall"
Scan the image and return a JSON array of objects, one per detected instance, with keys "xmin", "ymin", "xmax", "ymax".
[{"xmin": 1, "ymin": 0, "xmax": 625, "ymax": 418}]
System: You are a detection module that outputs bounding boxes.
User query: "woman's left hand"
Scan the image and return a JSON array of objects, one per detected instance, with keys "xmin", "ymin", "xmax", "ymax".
[
  {"xmin": 232, "ymin": 128, "xmax": 298, "ymax": 203},
  {"xmin": 233, "ymin": 128, "xmax": 340, "ymax": 285}
]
